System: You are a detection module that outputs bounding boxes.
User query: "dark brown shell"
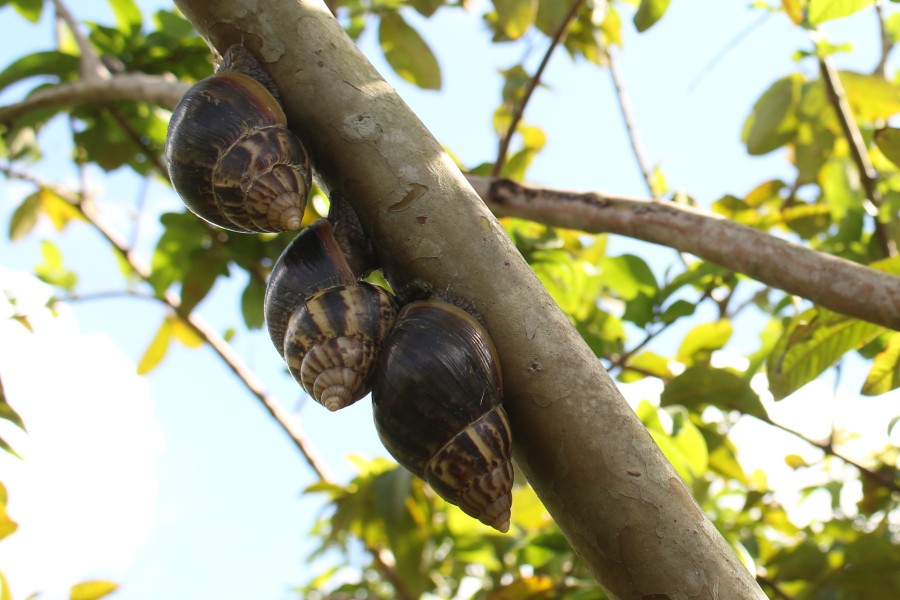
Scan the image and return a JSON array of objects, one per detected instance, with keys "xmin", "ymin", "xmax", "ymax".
[
  {"xmin": 372, "ymin": 300, "xmax": 514, "ymax": 532},
  {"xmin": 264, "ymin": 219, "xmax": 357, "ymax": 353},
  {"xmin": 284, "ymin": 283, "xmax": 398, "ymax": 411},
  {"xmin": 165, "ymin": 63, "xmax": 310, "ymax": 233}
]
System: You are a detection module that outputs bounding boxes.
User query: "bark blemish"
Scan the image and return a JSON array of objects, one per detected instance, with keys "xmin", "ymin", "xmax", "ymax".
[
  {"xmin": 389, "ymin": 182, "xmax": 428, "ymax": 212},
  {"xmin": 342, "ymin": 112, "xmax": 381, "ymax": 141}
]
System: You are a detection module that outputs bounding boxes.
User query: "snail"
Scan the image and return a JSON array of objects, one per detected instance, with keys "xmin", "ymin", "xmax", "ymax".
[
  {"xmin": 265, "ymin": 219, "xmax": 398, "ymax": 411},
  {"xmin": 165, "ymin": 45, "xmax": 311, "ymax": 233},
  {"xmin": 371, "ymin": 299, "xmax": 514, "ymax": 533}
]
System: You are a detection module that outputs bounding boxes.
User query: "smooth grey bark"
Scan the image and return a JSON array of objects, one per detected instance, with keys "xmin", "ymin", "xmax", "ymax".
[{"xmin": 172, "ymin": 1, "xmax": 767, "ymax": 598}]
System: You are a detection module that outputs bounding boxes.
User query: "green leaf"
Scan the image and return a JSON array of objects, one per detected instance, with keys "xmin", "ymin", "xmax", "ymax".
[
  {"xmin": 409, "ymin": 0, "xmax": 442, "ymax": 17},
  {"xmin": 179, "ymin": 255, "xmax": 225, "ymax": 314},
  {"xmin": 241, "ymin": 277, "xmax": 266, "ymax": 330},
  {"xmin": 378, "ymin": 12, "xmax": 441, "ymax": 90},
  {"xmin": 661, "ymin": 366, "xmax": 768, "ymax": 418},
  {"xmin": 34, "ymin": 240, "xmax": 78, "ymax": 290},
  {"xmin": 69, "ymin": 580, "xmax": 119, "ymax": 600},
  {"xmin": 8, "ymin": 191, "xmax": 42, "ymax": 241},
  {"xmin": 768, "ymin": 308, "xmax": 885, "ymax": 399},
  {"xmin": 808, "ymin": 0, "xmax": 874, "ymax": 24},
  {"xmin": 600, "ymin": 254, "xmax": 658, "ymax": 300},
  {"xmin": 0, "ymin": 377, "xmax": 25, "ymax": 433},
  {"xmin": 638, "ymin": 403, "xmax": 708, "ymax": 483},
  {"xmin": 861, "ymin": 332, "xmax": 900, "ymax": 395},
  {"xmin": 0, "ymin": 51, "xmax": 80, "ymax": 93},
  {"xmin": 137, "ymin": 316, "xmax": 173, "ymax": 375},
  {"xmin": 619, "ymin": 351, "xmax": 672, "ymax": 382},
  {"xmin": 108, "ymin": 0, "xmax": 142, "ymax": 33},
  {"xmin": 634, "ymin": 0, "xmax": 671, "ymax": 32},
  {"xmin": 742, "ymin": 74, "xmax": 802, "ymax": 155},
  {"xmin": 536, "ymin": 0, "xmax": 576, "ymax": 36},
  {"xmin": 676, "ymin": 320, "xmax": 733, "ymax": 366},
  {"xmin": 874, "ymin": 127, "xmax": 900, "ymax": 167},
  {"xmin": 493, "ymin": 0, "xmax": 538, "ymax": 39},
  {"xmin": 8, "ymin": 0, "xmax": 42, "ymax": 22}
]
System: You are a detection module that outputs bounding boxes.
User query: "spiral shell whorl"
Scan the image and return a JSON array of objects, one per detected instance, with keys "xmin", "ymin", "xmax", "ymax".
[
  {"xmin": 165, "ymin": 58, "xmax": 310, "ymax": 233},
  {"xmin": 372, "ymin": 300, "xmax": 514, "ymax": 532},
  {"xmin": 284, "ymin": 283, "xmax": 397, "ymax": 410}
]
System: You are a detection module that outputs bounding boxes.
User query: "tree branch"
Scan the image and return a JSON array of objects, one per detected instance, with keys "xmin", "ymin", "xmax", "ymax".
[
  {"xmin": 491, "ymin": 0, "xmax": 585, "ymax": 177},
  {"xmin": 469, "ymin": 176, "xmax": 900, "ymax": 331},
  {"xmin": 170, "ymin": 1, "xmax": 769, "ymax": 596},
  {"xmin": 818, "ymin": 55, "xmax": 897, "ymax": 258},
  {"xmin": 50, "ymin": 0, "xmax": 110, "ymax": 81}
]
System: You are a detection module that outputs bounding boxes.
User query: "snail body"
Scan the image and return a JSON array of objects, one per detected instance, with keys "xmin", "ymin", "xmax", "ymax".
[
  {"xmin": 265, "ymin": 219, "xmax": 398, "ymax": 411},
  {"xmin": 166, "ymin": 46, "xmax": 310, "ymax": 233},
  {"xmin": 372, "ymin": 300, "xmax": 514, "ymax": 533}
]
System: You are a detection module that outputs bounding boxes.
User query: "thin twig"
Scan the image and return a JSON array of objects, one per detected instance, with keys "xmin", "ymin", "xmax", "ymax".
[
  {"xmin": 874, "ymin": 0, "xmax": 891, "ymax": 79},
  {"xmin": 1, "ymin": 164, "xmax": 334, "ymax": 482},
  {"xmin": 818, "ymin": 55, "xmax": 897, "ymax": 257},
  {"xmin": 761, "ymin": 415, "xmax": 900, "ymax": 493},
  {"xmin": 607, "ymin": 47, "xmax": 657, "ymax": 199},
  {"xmin": 50, "ymin": 0, "xmax": 110, "ymax": 81},
  {"xmin": 491, "ymin": 0, "xmax": 585, "ymax": 177}
]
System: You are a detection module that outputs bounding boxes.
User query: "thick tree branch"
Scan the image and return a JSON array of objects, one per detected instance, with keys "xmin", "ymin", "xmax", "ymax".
[
  {"xmin": 170, "ymin": 1, "xmax": 768, "ymax": 597},
  {"xmin": 469, "ymin": 176, "xmax": 900, "ymax": 331}
]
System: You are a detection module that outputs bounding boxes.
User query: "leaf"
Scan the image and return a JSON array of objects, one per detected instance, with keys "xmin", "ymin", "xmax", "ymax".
[
  {"xmin": 8, "ymin": 191, "xmax": 42, "ymax": 241},
  {"xmin": 861, "ymin": 332, "xmax": 900, "ymax": 395},
  {"xmin": 408, "ymin": 0, "xmax": 442, "ymax": 17},
  {"xmin": 0, "ymin": 481, "xmax": 18, "ymax": 541},
  {"xmin": 378, "ymin": 12, "xmax": 441, "ymax": 90},
  {"xmin": 0, "ymin": 377, "xmax": 25, "ymax": 432},
  {"xmin": 536, "ymin": 0, "xmax": 576, "ymax": 36},
  {"xmin": 179, "ymin": 254, "xmax": 225, "ymax": 314},
  {"xmin": 493, "ymin": 0, "xmax": 538, "ymax": 39},
  {"xmin": 634, "ymin": 0, "xmax": 671, "ymax": 32},
  {"xmin": 241, "ymin": 277, "xmax": 266, "ymax": 330},
  {"xmin": 8, "ymin": 0, "xmax": 42, "ymax": 23},
  {"xmin": 874, "ymin": 127, "xmax": 900, "ymax": 167},
  {"xmin": 782, "ymin": 0, "xmax": 805, "ymax": 24},
  {"xmin": 742, "ymin": 74, "xmax": 802, "ymax": 155},
  {"xmin": 0, "ymin": 568, "xmax": 11, "ymax": 600},
  {"xmin": 34, "ymin": 240, "xmax": 78, "ymax": 290},
  {"xmin": 171, "ymin": 318, "xmax": 203, "ymax": 349},
  {"xmin": 768, "ymin": 308, "xmax": 884, "ymax": 400},
  {"xmin": 808, "ymin": 0, "xmax": 874, "ymax": 24},
  {"xmin": 676, "ymin": 320, "xmax": 733, "ymax": 367},
  {"xmin": 137, "ymin": 316, "xmax": 173, "ymax": 375},
  {"xmin": 0, "ymin": 50, "xmax": 80, "ymax": 93},
  {"xmin": 661, "ymin": 366, "xmax": 768, "ymax": 418},
  {"xmin": 600, "ymin": 254, "xmax": 658, "ymax": 300},
  {"xmin": 69, "ymin": 580, "xmax": 119, "ymax": 600},
  {"xmin": 840, "ymin": 71, "xmax": 900, "ymax": 121},
  {"xmin": 108, "ymin": 0, "xmax": 142, "ymax": 33}
]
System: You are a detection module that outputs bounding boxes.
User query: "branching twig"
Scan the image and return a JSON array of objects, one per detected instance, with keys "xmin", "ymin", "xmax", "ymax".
[
  {"xmin": 491, "ymin": 0, "xmax": 585, "ymax": 177},
  {"xmin": 50, "ymin": 0, "xmax": 110, "ymax": 81},
  {"xmin": 874, "ymin": 0, "xmax": 891, "ymax": 79},
  {"xmin": 818, "ymin": 55, "xmax": 897, "ymax": 257},
  {"xmin": 1, "ymin": 164, "xmax": 334, "ymax": 482},
  {"xmin": 469, "ymin": 176, "xmax": 900, "ymax": 331}
]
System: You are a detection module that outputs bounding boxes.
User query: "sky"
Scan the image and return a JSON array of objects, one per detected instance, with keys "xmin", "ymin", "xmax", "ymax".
[{"xmin": 0, "ymin": 1, "xmax": 898, "ymax": 599}]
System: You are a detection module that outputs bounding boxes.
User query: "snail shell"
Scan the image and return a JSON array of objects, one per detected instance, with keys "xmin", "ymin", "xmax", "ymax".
[
  {"xmin": 165, "ymin": 46, "xmax": 311, "ymax": 233},
  {"xmin": 372, "ymin": 300, "xmax": 514, "ymax": 532},
  {"xmin": 265, "ymin": 219, "xmax": 398, "ymax": 410}
]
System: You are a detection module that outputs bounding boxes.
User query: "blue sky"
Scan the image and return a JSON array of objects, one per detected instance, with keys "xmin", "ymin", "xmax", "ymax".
[{"xmin": 0, "ymin": 1, "xmax": 897, "ymax": 599}]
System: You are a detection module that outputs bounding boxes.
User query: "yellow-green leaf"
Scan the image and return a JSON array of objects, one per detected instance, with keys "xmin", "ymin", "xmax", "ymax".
[
  {"xmin": 379, "ymin": 12, "xmax": 442, "ymax": 90},
  {"xmin": 137, "ymin": 317, "xmax": 174, "ymax": 374},
  {"xmin": 34, "ymin": 239, "xmax": 78, "ymax": 290},
  {"xmin": 874, "ymin": 127, "xmax": 900, "ymax": 168},
  {"xmin": 493, "ymin": 0, "xmax": 538, "ymax": 39},
  {"xmin": 69, "ymin": 580, "xmax": 119, "ymax": 600},
  {"xmin": 676, "ymin": 320, "xmax": 733, "ymax": 367},
  {"xmin": 742, "ymin": 74, "xmax": 803, "ymax": 155},
  {"xmin": 768, "ymin": 308, "xmax": 885, "ymax": 399},
  {"xmin": 840, "ymin": 71, "xmax": 900, "ymax": 121},
  {"xmin": 661, "ymin": 366, "xmax": 768, "ymax": 418},
  {"xmin": 0, "ymin": 568, "xmax": 11, "ymax": 600},
  {"xmin": 40, "ymin": 187, "xmax": 84, "ymax": 231},
  {"xmin": 171, "ymin": 317, "xmax": 203, "ymax": 349},
  {"xmin": 808, "ymin": 0, "xmax": 874, "ymax": 25},
  {"xmin": 862, "ymin": 332, "xmax": 900, "ymax": 395},
  {"xmin": 8, "ymin": 191, "xmax": 42, "ymax": 241},
  {"xmin": 0, "ymin": 481, "xmax": 18, "ymax": 541},
  {"xmin": 634, "ymin": 0, "xmax": 671, "ymax": 32},
  {"xmin": 783, "ymin": 0, "xmax": 806, "ymax": 24}
]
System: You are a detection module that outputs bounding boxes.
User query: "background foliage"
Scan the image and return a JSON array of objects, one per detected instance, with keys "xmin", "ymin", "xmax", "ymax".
[{"xmin": 1, "ymin": 0, "xmax": 899, "ymax": 598}]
